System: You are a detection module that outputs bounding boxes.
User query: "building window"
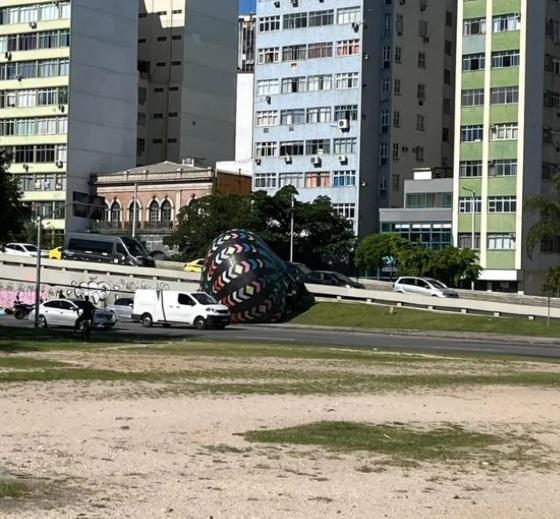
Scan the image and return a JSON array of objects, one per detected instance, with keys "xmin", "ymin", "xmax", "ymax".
[
  {"xmin": 490, "ymin": 86, "xmax": 519, "ymax": 104},
  {"xmin": 148, "ymin": 200, "xmax": 160, "ymax": 226},
  {"xmin": 460, "ymin": 125, "xmax": 484, "ymax": 142},
  {"xmin": 491, "ymin": 50, "xmax": 520, "ymax": 68},
  {"xmin": 337, "ymin": 7, "xmax": 361, "ymax": 25},
  {"xmin": 279, "ymin": 141, "xmax": 304, "ymax": 156},
  {"xmin": 335, "ymin": 72, "xmax": 360, "ymax": 90},
  {"xmin": 462, "ymin": 53, "xmax": 485, "ymax": 71},
  {"xmin": 256, "ymin": 79, "xmax": 279, "ymax": 96},
  {"xmin": 493, "ymin": 14, "xmax": 520, "ymax": 33},
  {"xmin": 333, "ymin": 203, "xmax": 356, "ymax": 222},
  {"xmin": 459, "ymin": 161, "xmax": 483, "ymax": 177},
  {"xmin": 257, "ymin": 47, "xmax": 279, "ymax": 64},
  {"xmin": 110, "ymin": 202, "xmax": 121, "ymax": 225},
  {"xmin": 333, "ymin": 137, "xmax": 357, "ymax": 154},
  {"xmin": 416, "ymin": 114, "xmax": 425, "ymax": 131},
  {"xmin": 488, "ymin": 196, "xmax": 517, "ymax": 213},
  {"xmin": 255, "ymin": 141, "xmax": 277, "ymax": 158},
  {"xmin": 281, "ymin": 76, "xmax": 306, "ymax": 93},
  {"xmin": 458, "ymin": 233, "xmax": 481, "ymax": 249},
  {"xmin": 306, "ymin": 107, "xmax": 331, "ymax": 124},
  {"xmin": 461, "ymin": 88, "xmax": 485, "ymax": 106},
  {"xmin": 309, "ymin": 10, "xmax": 334, "ymax": 27},
  {"xmin": 463, "ymin": 18, "xmax": 486, "ymax": 36},
  {"xmin": 283, "ymin": 12, "xmax": 307, "ymax": 30},
  {"xmin": 161, "ymin": 200, "xmax": 172, "ymax": 226},
  {"xmin": 280, "ymin": 109, "xmax": 305, "ymax": 126},
  {"xmin": 491, "ymin": 159, "xmax": 517, "ymax": 176},
  {"xmin": 488, "ymin": 233, "xmax": 516, "ymax": 250},
  {"xmin": 333, "ymin": 170, "xmax": 356, "ymax": 187},
  {"xmin": 306, "ymin": 139, "xmax": 331, "ymax": 155},
  {"xmin": 254, "ymin": 173, "xmax": 277, "ymax": 188},
  {"xmin": 459, "ymin": 197, "xmax": 482, "ymax": 213},
  {"xmin": 259, "ymin": 15, "xmax": 280, "ymax": 32},
  {"xmin": 282, "ymin": 44, "xmax": 307, "ymax": 61},
  {"xmin": 418, "ymin": 52, "xmax": 426, "ymax": 68},
  {"xmin": 334, "ymin": 105, "xmax": 358, "ymax": 121},
  {"xmin": 491, "ymin": 123, "xmax": 518, "ymax": 140},
  {"xmin": 336, "ymin": 39, "xmax": 360, "ymax": 56},
  {"xmin": 256, "ymin": 110, "xmax": 278, "ymax": 127},
  {"xmin": 307, "ymin": 74, "xmax": 332, "ymax": 91},
  {"xmin": 278, "ymin": 172, "xmax": 303, "ymax": 188},
  {"xmin": 308, "ymin": 42, "xmax": 333, "ymax": 59},
  {"xmin": 305, "ymin": 171, "xmax": 330, "ymax": 188}
]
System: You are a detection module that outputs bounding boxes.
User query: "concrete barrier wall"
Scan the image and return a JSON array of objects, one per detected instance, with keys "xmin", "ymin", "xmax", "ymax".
[
  {"xmin": 0, "ymin": 254, "xmax": 199, "ymax": 307},
  {"xmin": 0, "ymin": 254, "xmax": 558, "ymax": 320}
]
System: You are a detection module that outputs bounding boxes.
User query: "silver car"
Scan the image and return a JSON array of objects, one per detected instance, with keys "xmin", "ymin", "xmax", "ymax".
[
  {"xmin": 107, "ymin": 297, "xmax": 134, "ymax": 321},
  {"xmin": 392, "ymin": 277, "xmax": 459, "ymax": 298},
  {"xmin": 31, "ymin": 299, "xmax": 116, "ymax": 329}
]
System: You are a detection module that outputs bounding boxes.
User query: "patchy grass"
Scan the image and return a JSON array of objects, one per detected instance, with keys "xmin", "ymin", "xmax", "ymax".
[
  {"xmin": 0, "ymin": 479, "xmax": 28, "ymax": 498},
  {"xmin": 244, "ymin": 422, "xmax": 502, "ymax": 462},
  {"xmin": 291, "ymin": 302, "xmax": 560, "ymax": 338}
]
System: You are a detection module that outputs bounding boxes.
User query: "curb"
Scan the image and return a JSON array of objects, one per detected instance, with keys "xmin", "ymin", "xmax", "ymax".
[{"xmin": 254, "ymin": 323, "xmax": 560, "ymax": 347}]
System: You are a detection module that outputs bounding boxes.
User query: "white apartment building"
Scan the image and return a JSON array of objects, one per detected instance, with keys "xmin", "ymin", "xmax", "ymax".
[
  {"xmin": 0, "ymin": 0, "xmax": 138, "ymax": 234},
  {"xmin": 137, "ymin": 0, "xmax": 238, "ymax": 167},
  {"xmin": 253, "ymin": 0, "xmax": 456, "ymax": 236}
]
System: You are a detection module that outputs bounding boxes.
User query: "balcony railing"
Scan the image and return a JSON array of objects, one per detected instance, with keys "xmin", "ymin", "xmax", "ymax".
[{"xmin": 91, "ymin": 221, "xmax": 174, "ymax": 234}]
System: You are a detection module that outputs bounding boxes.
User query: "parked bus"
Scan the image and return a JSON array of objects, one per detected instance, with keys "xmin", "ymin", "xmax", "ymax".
[{"xmin": 63, "ymin": 233, "xmax": 155, "ymax": 267}]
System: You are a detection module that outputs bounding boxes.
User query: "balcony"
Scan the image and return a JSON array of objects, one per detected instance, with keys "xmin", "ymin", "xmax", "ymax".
[{"xmin": 91, "ymin": 221, "xmax": 174, "ymax": 234}]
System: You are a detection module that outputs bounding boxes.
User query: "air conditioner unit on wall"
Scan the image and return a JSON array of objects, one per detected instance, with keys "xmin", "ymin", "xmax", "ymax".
[
  {"xmin": 337, "ymin": 119, "xmax": 350, "ymax": 130},
  {"xmin": 310, "ymin": 156, "xmax": 321, "ymax": 165}
]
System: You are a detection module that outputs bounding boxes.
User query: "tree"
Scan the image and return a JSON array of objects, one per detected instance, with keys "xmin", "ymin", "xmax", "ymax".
[
  {"xmin": 0, "ymin": 149, "xmax": 28, "ymax": 244},
  {"xmin": 165, "ymin": 195, "xmax": 252, "ymax": 259},
  {"xmin": 165, "ymin": 186, "xmax": 355, "ymax": 267},
  {"xmin": 354, "ymin": 234, "xmax": 406, "ymax": 276},
  {"xmin": 543, "ymin": 266, "xmax": 560, "ymax": 298},
  {"xmin": 426, "ymin": 247, "xmax": 481, "ymax": 287},
  {"xmin": 524, "ymin": 173, "xmax": 560, "ymax": 257}
]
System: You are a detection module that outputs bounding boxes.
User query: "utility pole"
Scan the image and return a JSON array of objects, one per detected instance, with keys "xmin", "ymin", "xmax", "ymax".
[
  {"xmin": 462, "ymin": 186, "xmax": 476, "ymax": 291},
  {"xmin": 132, "ymin": 182, "xmax": 138, "ymax": 238},
  {"xmin": 289, "ymin": 193, "xmax": 295, "ymax": 262},
  {"xmin": 34, "ymin": 215, "xmax": 42, "ymax": 328}
]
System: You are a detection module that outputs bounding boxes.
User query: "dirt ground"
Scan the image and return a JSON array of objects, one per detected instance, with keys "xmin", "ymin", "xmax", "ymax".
[{"xmin": 1, "ymin": 350, "xmax": 560, "ymax": 518}]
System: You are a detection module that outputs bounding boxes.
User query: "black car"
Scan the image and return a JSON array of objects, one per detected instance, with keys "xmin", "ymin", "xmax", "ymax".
[{"xmin": 304, "ymin": 270, "xmax": 365, "ymax": 289}]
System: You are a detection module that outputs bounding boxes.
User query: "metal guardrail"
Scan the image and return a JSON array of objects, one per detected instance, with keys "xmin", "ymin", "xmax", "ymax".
[{"xmin": 0, "ymin": 254, "xmax": 558, "ymax": 320}]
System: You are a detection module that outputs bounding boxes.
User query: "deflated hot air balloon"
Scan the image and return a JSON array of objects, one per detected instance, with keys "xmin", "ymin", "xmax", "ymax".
[{"xmin": 200, "ymin": 229, "xmax": 312, "ymax": 323}]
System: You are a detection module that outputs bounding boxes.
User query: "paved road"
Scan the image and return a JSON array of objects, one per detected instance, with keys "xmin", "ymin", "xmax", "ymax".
[{"xmin": 3, "ymin": 318, "xmax": 559, "ymax": 359}]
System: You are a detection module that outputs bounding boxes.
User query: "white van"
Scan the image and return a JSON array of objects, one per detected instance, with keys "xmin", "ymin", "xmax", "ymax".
[{"xmin": 132, "ymin": 290, "xmax": 230, "ymax": 329}]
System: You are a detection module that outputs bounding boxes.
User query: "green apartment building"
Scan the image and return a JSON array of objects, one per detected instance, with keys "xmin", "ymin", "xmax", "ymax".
[{"xmin": 454, "ymin": 0, "xmax": 560, "ymax": 293}]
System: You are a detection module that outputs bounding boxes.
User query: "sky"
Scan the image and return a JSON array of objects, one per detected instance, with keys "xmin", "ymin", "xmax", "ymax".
[{"xmin": 239, "ymin": 0, "xmax": 256, "ymax": 14}]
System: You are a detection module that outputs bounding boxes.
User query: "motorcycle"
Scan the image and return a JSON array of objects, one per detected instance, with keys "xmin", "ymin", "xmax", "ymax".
[{"xmin": 13, "ymin": 301, "xmax": 34, "ymax": 320}]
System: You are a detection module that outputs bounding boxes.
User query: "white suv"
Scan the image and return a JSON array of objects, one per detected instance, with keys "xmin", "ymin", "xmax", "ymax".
[{"xmin": 393, "ymin": 277, "xmax": 459, "ymax": 298}]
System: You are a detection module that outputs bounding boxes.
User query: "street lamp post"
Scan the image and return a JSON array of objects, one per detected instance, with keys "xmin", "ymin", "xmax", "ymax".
[
  {"xmin": 289, "ymin": 193, "xmax": 295, "ymax": 262},
  {"xmin": 34, "ymin": 215, "xmax": 42, "ymax": 328},
  {"xmin": 132, "ymin": 182, "xmax": 138, "ymax": 238},
  {"xmin": 461, "ymin": 186, "xmax": 477, "ymax": 291}
]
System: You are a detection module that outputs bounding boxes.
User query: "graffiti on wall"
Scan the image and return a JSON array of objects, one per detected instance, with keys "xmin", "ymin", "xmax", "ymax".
[{"xmin": 0, "ymin": 274, "xmax": 172, "ymax": 309}]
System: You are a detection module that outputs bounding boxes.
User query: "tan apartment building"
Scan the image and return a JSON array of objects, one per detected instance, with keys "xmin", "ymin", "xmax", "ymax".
[{"xmin": 0, "ymin": 0, "xmax": 138, "ymax": 235}]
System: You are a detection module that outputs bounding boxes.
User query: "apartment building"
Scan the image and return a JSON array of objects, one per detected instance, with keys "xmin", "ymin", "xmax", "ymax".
[
  {"xmin": 238, "ymin": 14, "xmax": 256, "ymax": 72},
  {"xmin": 252, "ymin": 0, "xmax": 456, "ymax": 235},
  {"xmin": 454, "ymin": 0, "xmax": 560, "ymax": 293},
  {"xmin": 0, "ymin": 0, "xmax": 138, "ymax": 234},
  {"xmin": 137, "ymin": 0, "xmax": 238, "ymax": 167}
]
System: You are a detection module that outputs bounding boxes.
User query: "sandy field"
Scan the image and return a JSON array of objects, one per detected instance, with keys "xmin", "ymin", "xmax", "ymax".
[{"xmin": 0, "ymin": 346, "xmax": 559, "ymax": 518}]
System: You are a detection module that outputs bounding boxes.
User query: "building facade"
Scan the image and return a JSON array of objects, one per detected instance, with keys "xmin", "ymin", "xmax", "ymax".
[
  {"xmin": 92, "ymin": 161, "xmax": 251, "ymax": 252},
  {"xmin": 0, "ymin": 0, "xmax": 138, "ymax": 234},
  {"xmin": 380, "ymin": 167, "xmax": 453, "ymax": 250},
  {"xmin": 238, "ymin": 14, "xmax": 256, "ymax": 72},
  {"xmin": 137, "ymin": 0, "xmax": 238, "ymax": 168},
  {"xmin": 453, "ymin": 0, "xmax": 560, "ymax": 293},
  {"xmin": 252, "ymin": 0, "xmax": 456, "ymax": 236}
]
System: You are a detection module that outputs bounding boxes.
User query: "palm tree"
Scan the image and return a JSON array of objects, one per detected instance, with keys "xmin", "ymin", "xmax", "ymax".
[{"xmin": 524, "ymin": 173, "xmax": 560, "ymax": 257}]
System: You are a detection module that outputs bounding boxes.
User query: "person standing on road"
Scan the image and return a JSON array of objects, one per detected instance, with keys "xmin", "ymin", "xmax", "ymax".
[{"xmin": 74, "ymin": 295, "xmax": 95, "ymax": 332}]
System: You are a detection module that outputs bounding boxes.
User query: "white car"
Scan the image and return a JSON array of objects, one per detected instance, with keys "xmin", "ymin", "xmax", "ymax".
[
  {"xmin": 30, "ymin": 299, "xmax": 116, "ymax": 329},
  {"xmin": 107, "ymin": 297, "xmax": 134, "ymax": 321},
  {"xmin": 392, "ymin": 277, "xmax": 459, "ymax": 298},
  {"xmin": 3, "ymin": 243, "xmax": 47, "ymax": 257}
]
